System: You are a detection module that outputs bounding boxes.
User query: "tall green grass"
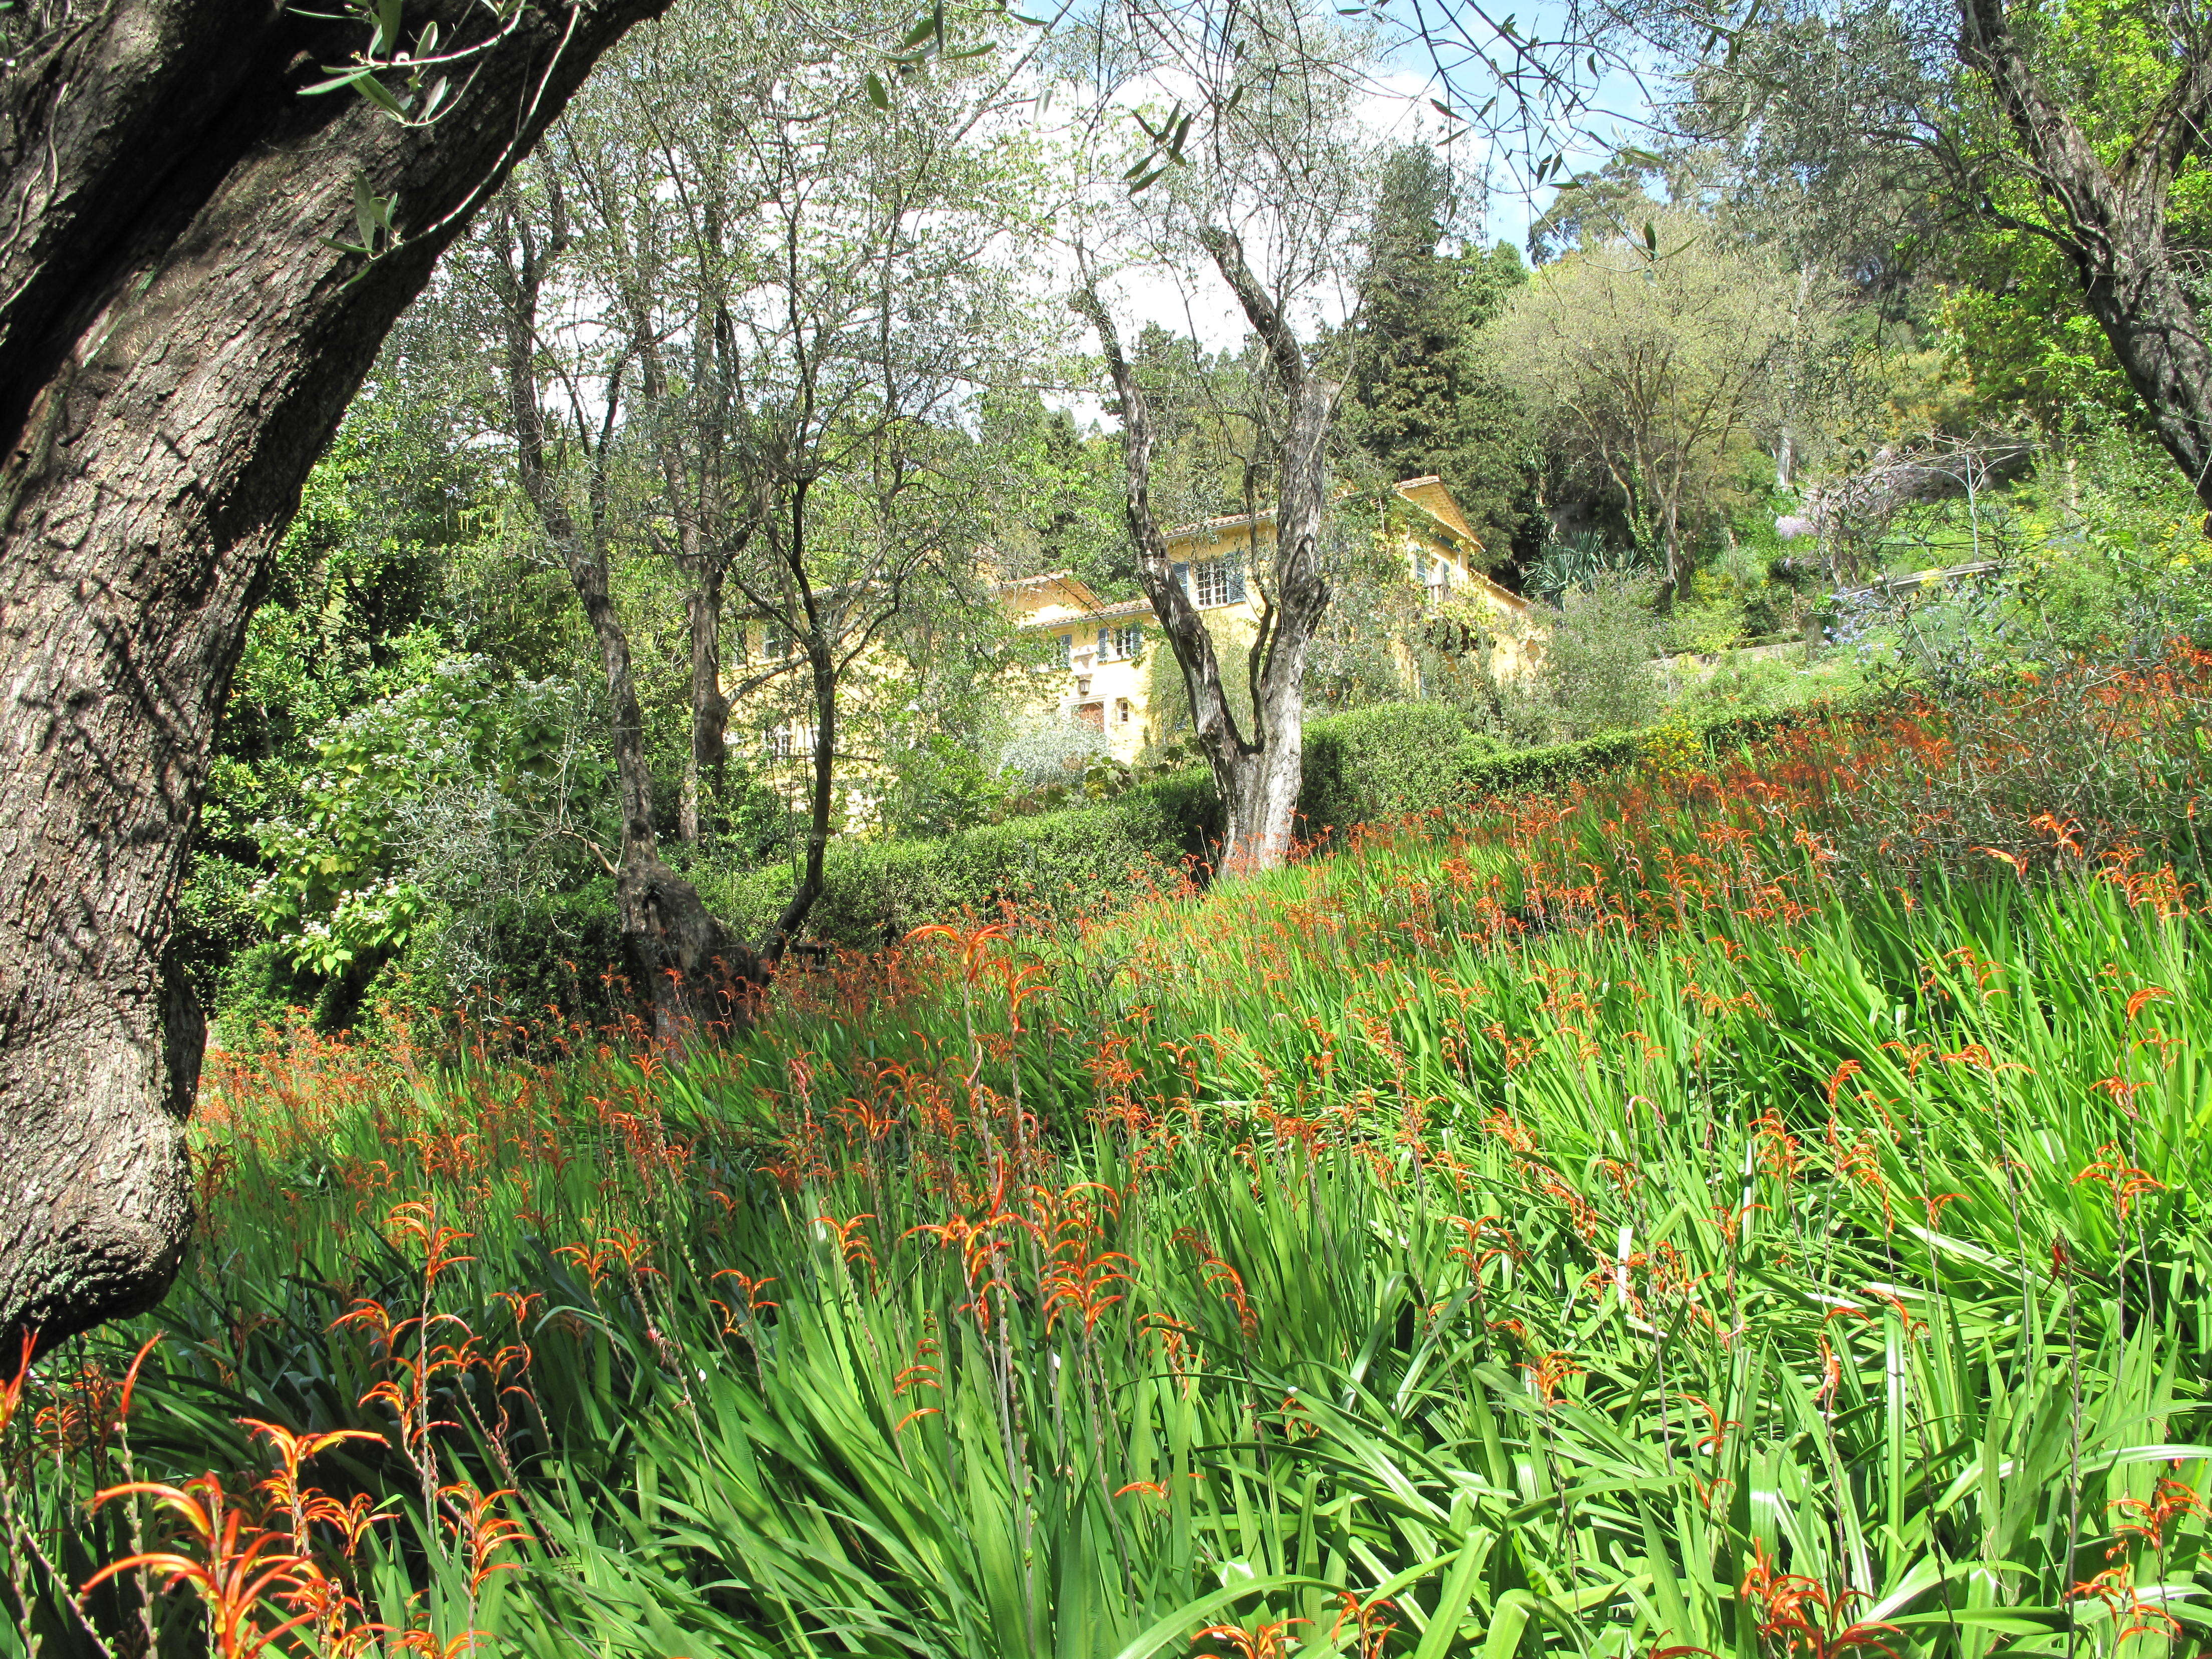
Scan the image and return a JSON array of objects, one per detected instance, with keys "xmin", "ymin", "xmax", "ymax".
[{"xmin": 6, "ymin": 684, "xmax": 2211, "ymax": 1659}]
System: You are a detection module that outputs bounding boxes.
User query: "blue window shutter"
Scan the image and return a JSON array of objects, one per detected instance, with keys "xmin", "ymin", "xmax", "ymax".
[
  {"xmin": 1171, "ymin": 562, "xmax": 1189, "ymax": 598},
  {"xmin": 1228, "ymin": 562, "xmax": 1247, "ymax": 604}
]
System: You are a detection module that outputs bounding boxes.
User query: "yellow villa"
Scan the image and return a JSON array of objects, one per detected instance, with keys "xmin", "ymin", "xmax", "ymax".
[
  {"xmin": 724, "ymin": 476, "xmax": 1537, "ymax": 812},
  {"xmin": 998, "ymin": 476, "xmax": 1537, "ymax": 763}
]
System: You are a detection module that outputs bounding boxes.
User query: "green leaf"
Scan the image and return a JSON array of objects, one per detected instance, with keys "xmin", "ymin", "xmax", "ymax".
[
  {"xmin": 353, "ymin": 71, "xmax": 408, "ymax": 118},
  {"xmin": 352, "ymin": 173, "xmax": 382, "ymax": 251},
  {"xmin": 865, "ymin": 71, "xmax": 890, "ymax": 108},
  {"xmin": 1415, "ymin": 1535, "xmax": 1486, "ymax": 1659},
  {"xmin": 301, "ymin": 66, "xmax": 374, "ymax": 96}
]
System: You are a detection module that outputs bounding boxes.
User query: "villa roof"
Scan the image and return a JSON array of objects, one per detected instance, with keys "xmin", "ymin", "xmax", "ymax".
[{"xmin": 996, "ymin": 477, "xmax": 1530, "ymax": 625}]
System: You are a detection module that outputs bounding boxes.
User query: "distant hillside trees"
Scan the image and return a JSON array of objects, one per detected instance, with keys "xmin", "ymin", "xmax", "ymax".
[{"xmin": 1489, "ymin": 211, "xmax": 1807, "ymax": 600}]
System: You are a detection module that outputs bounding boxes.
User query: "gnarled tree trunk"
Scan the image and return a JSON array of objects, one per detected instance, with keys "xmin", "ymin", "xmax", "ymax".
[
  {"xmin": 0, "ymin": 0, "xmax": 671, "ymax": 1356},
  {"xmin": 1959, "ymin": 0, "xmax": 2212, "ymax": 509},
  {"xmin": 1077, "ymin": 227, "xmax": 1337, "ymax": 875}
]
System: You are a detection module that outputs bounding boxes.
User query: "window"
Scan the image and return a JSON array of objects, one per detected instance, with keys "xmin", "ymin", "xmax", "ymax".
[
  {"xmin": 1423, "ymin": 557, "xmax": 1452, "ymax": 601},
  {"xmin": 764, "ymin": 625, "xmax": 791, "ymax": 661},
  {"xmin": 1056, "ymin": 633, "xmax": 1073, "ymax": 669},
  {"xmin": 1192, "ymin": 560, "xmax": 1245, "ymax": 608},
  {"xmin": 763, "ymin": 724, "xmax": 818, "ymax": 760},
  {"xmin": 1111, "ymin": 624, "xmax": 1143, "ymax": 659},
  {"xmin": 1115, "ymin": 697, "xmax": 1132, "ymax": 725}
]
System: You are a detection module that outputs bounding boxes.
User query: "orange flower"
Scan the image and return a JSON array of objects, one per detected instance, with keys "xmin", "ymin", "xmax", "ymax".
[
  {"xmin": 83, "ymin": 1474, "xmax": 324, "ymax": 1659},
  {"xmin": 1192, "ymin": 1617, "xmax": 1308, "ymax": 1659}
]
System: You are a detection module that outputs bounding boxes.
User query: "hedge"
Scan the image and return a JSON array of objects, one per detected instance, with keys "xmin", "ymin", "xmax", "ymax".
[
  {"xmin": 695, "ymin": 768, "xmax": 1219, "ymax": 948},
  {"xmin": 694, "ymin": 697, "xmax": 1849, "ymax": 949}
]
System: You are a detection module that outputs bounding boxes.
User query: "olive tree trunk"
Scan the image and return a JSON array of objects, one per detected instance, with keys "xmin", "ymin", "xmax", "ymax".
[
  {"xmin": 1959, "ymin": 0, "xmax": 2212, "ymax": 509},
  {"xmin": 0, "ymin": 0, "xmax": 670, "ymax": 1355},
  {"xmin": 1076, "ymin": 227, "xmax": 1336, "ymax": 874},
  {"xmin": 487, "ymin": 192, "xmax": 762, "ymax": 1047}
]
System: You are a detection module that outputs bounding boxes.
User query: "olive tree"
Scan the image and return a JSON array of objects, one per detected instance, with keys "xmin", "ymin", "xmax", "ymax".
[
  {"xmin": 1489, "ymin": 210, "xmax": 1804, "ymax": 597},
  {"xmin": 1069, "ymin": 0, "xmax": 1381, "ymax": 873},
  {"xmin": 460, "ymin": 0, "xmax": 1049, "ymax": 990},
  {"xmin": 0, "ymin": 0, "xmax": 674, "ymax": 1354}
]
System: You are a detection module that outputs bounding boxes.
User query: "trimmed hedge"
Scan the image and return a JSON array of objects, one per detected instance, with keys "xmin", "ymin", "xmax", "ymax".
[
  {"xmin": 698, "ymin": 697, "xmax": 1850, "ymax": 949},
  {"xmin": 696, "ymin": 769, "xmax": 1221, "ymax": 947},
  {"xmin": 1294, "ymin": 702, "xmax": 1504, "ymax": 833}
]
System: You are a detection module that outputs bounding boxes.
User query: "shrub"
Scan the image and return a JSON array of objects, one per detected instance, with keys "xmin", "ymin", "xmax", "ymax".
[
  {"xmin": 697, "ymin": 771, "xmax": 1221, "ymax": 947},
  {"xmin": 1504, "ymin": 575, "xmax": 1670, "ymax": 742},
  {"xmin": 1295, "ymin": 702, "xmax": 1501, "ymax": 833}
]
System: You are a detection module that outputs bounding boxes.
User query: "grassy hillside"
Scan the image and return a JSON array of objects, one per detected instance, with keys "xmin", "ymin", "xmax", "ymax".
[{"xmin": 6, "ymin": 648, "xmax": 2210, "ymax": 1659}]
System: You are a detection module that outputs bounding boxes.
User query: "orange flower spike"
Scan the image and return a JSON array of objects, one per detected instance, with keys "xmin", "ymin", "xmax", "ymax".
[
  {"xmin": 0, "ymin": 1330, "xmax": 33, "ymax": 1438},
  {"xmin": 1329, "ymin": 1592, "xmax": 1402, "ymax": 1659},
  {"xmin": 1675, "ymin": 1392, "xmax": 1742, "ymax": 1455},
  {"xmin": 301, "ymin": 1491, "xmax": 391, "ymax": 1557},
  {"xmin": 238, "ymin": 1418, "xmax": 385, "ymax": 1476},
  {"xmin": 439, "ymin": 1484, "xmax": 530, "ymax": 1592},
  {"xmin": 1879, "ymin": 1039, "xmax": 1935, "ymax": 1078},
  {"xmin": 2073, "ymin": 1144, "xmax": 2166, "ymax": 1222},
  {"xmin": 818, "ymin": 1213, "xmax": 881, "ymax": 1276},
  {"xmin": 2109, "ymin": 1475, "xmax": 2205, "ymax": 1552},
  {"xmin": 1919, "ymin": 1192, "xmax": 1969, "ymax": 1229},
  {"xmin": 237, "ymin": 1417, "xmax": 385, "ymax": 1542},
  {"xmin": 83, "ymin": 1475, "xmax": 323, "ymax": 1659},
  {"xmin": 392, "ymin": 1633, "xmax": 485, "ymax": 1659},
  {"xmin": 1191, "ymin": 1618, "xmax": 1309, "ymax": 1659},
  {"xmin": 329, "ymin": 1297, "xmax": 396, "ymax": 1343},
  {"xmin": 1814, "ymin": 1337, "xmax": 1843, "ymax": 1411},
  {"xmin": 905, "ymin": 921, "xmax": 1013, "ymax": 986},
  {"xmin": 116, "ymin": 1331, "xmax": 162, "ymax": 1423},
  {"xmin": 2125, "ymin": 986, "xmax": 2170, "ymax": 1023}
]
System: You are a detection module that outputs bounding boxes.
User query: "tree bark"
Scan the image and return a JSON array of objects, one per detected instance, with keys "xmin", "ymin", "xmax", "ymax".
[
  {"xmin": 0, "ymin": 0, "xmax": 673, "ymax": 1355},
  {"xmin": 682, "ymin": 572, "xmax": 733, "ymax": 841},
  {"xmin": 1076, "ymin": 226, "xmax": 1336, "ymax": 875},
  {"xmin": 1958, "ymin": 0, "xmax": 2212, "ymax": 508},
  {"xmin": 488, "ymin": 192, "xmax": 762, "ymax": 1049},
  {"xmin": 758, "ymin": 480, "xmax": 835, "ymax": 964}
]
